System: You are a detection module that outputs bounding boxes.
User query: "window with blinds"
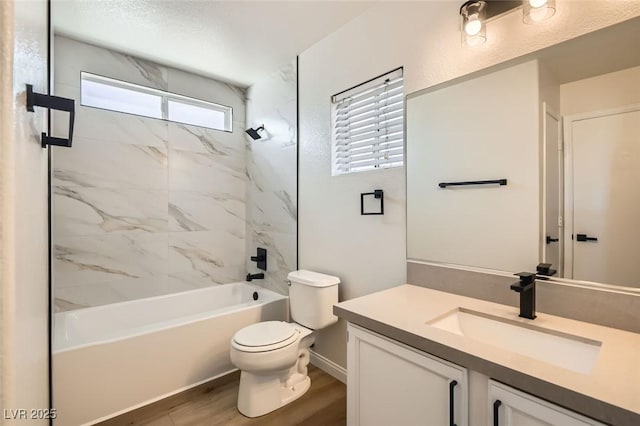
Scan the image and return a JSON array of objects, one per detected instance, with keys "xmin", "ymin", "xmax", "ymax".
[{"xmin": 331, "ymin": 68, "xmax": 404, "ymax": 175}]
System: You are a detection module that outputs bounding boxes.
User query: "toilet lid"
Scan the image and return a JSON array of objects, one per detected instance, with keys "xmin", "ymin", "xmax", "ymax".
[{"xmin": 233, "ymin": 321, "xmax": 296, "ymax": 347}]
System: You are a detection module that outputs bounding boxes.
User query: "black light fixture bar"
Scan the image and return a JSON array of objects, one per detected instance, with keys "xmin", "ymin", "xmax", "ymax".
[
  {"xmin": 438, "ymin": 179, "xmax": 507, "ymax": 188},
  {"xmin": 459, "ymin": 0, "xmax": 520, "ymax": 21},
  {"xmin": 485, "ymin": 0, "xmax": 521, "ymax": 20},
  {"xmin": 26, "ymin": 84, "xmax": 75, "ymax": 148}
]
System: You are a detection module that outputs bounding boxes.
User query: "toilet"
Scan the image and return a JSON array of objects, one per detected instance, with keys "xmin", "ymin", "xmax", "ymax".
[{"xmin": 230, "ymin": 270, "xmax": 340, "ymax": 417}]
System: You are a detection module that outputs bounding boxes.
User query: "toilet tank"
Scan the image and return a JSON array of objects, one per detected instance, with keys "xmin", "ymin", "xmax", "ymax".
[{"xmin": 288, "ymin": 270, "xmax": 340, "ymax": 330}]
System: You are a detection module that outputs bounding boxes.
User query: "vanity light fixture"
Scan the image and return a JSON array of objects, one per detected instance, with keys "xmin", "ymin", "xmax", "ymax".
[
  {"xmin": 523, "ymin": 0, "xmax": 556, "ymax": 24},
  {"xmin": 460, "ymin": 0, "xmax": 487, "ymax": 47},
  {"xmin": 459, "ymin": 0, "xmax": 556, "ymax": 47}
]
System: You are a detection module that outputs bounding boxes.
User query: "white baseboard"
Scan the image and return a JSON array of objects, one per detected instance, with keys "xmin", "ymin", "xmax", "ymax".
[{"xmin": 310, "ymin": 349, "xmax": 346, "ymax": 384}]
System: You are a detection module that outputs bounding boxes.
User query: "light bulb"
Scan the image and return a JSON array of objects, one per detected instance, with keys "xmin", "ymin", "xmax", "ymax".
[
  {"xmin": 529, "ymin": 0, "xmax": 547, "ymax": 8},
  {"xmin": 464, "ymin": 18, "xmax": 482, "ymax": 36},
  {"xmin": 460, "ymin": 0, "xmax": 487, "ymax": 47}
]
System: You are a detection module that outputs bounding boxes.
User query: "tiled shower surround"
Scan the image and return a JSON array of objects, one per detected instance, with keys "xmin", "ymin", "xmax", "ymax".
[{"xmin": 53, "ymin": 36, "xmax": 296, "ymax": 311}]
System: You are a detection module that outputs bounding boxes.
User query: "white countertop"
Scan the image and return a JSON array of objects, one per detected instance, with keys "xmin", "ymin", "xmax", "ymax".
[{"xmin": 334, "ymin": 284, "xmax": 640, "ymax": 425}]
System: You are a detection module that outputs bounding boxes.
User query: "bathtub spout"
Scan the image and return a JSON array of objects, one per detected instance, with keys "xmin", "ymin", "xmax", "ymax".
[{"xmin": 246, "ymin": 272, "xmax": 264, "ymax": 282}]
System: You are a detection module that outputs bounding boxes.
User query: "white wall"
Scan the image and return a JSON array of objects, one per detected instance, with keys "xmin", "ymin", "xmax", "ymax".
[
  {"xmin": 0, "ymin": 0, "xmax": 50, "ymax": 422},
  {"xmin": 299, "ymin": 1, "xmax": 640, "ymax": 368},
  {"xmin": 407, "ymin": 61, "xmax": 540, "ymax": 272},
  {"xmin": 560, "ymin": 65, "xmax": 640, "ymax": 116}
]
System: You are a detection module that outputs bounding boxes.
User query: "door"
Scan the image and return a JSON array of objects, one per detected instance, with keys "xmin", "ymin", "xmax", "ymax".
[
  {"xmin": 489, "ymin": 380, "xmax": 605, "ymax": 426},
  {"xmin": 347, "ymin": 323, "xmax": 468, "ymax": 426},
  {"xmin": 542, "ymin": 104, "xmax": 562, "ymax": 274},
  {"xmin": 564, "ymin": 104, "xmax": 640, "ymax": 286}
]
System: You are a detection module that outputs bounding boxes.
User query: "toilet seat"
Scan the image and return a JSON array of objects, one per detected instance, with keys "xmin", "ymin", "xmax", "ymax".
[{"xmin": 232, "ymin": 321, "xmax": 300, "ymax": 353}]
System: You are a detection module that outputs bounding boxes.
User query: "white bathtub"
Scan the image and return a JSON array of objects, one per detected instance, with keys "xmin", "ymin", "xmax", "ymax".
[{"xmin": 53, "ymin": 282, "xmax": 288, "ymax": 426}]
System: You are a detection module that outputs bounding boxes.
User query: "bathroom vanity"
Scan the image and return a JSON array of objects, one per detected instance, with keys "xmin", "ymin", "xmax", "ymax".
[{"xmin": 334, "ymin": 285, "xmax": 640, "ymax": 426}]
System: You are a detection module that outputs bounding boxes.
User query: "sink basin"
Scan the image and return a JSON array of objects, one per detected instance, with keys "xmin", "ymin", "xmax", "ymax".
[{"xmin": 426, "ymin": 308, "xmax": 602, "ymax": 374}]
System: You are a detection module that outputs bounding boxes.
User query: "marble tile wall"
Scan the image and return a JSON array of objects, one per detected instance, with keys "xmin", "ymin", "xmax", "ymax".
[
  {"xmin": 53, "ymin": 36, "xmax": 247, "ymax": 311},
  {"xmin": 245, "ymin": 59, "xmax": 298, "ymax": 295}
]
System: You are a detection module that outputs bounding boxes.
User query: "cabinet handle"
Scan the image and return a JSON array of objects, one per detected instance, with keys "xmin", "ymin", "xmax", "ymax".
[
  {"xmin": 449, "ymin": 380, "xmax": 458, "ymax": 426},
  {"xmin": 493, "ymin": 400, "xmax": 502, "ymax": 426}
]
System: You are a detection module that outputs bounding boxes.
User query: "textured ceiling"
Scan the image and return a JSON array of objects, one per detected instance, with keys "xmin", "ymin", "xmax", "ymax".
[
  {"xmin": 538, "ymin": 17, "xmax": 640, "ymax": 84},
  {"xmin": 52, "ymin": 0, "xmax": 373, "ymax": 87}
]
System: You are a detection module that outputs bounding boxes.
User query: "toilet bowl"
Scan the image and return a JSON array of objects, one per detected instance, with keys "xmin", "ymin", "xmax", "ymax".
[
  {"xmin": 229, "ymin": 270, "xmax": 340, "ymax": 418},
  {"xmin": 230, "ymin": 321, "xmax": 315, "ymax": 417}
]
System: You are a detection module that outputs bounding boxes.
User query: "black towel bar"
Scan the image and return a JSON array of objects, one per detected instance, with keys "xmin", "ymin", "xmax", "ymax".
[{"xmin": 438, "ymin": 179, "xmax": 507, "ymax": 188}]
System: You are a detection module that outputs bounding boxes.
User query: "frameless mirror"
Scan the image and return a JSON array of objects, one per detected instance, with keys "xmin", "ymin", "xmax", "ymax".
[{"xmin": 407, "ymin": 18, "xmax": 640, "ymax": 289}]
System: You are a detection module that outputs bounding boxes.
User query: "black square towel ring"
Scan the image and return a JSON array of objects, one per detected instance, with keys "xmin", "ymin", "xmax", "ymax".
[
  {"xmin": 360, "ymin": 189, "xmax": 384, "ymax": 215},
  {"xmin": 25, "ymin": 84, "xmax": 75, "ymax": 148}
]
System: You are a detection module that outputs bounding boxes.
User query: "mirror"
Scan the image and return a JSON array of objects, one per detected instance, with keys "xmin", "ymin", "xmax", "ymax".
[{"xmin": 407, "ymin": 18, "xmax": 640, "ymax": 289}]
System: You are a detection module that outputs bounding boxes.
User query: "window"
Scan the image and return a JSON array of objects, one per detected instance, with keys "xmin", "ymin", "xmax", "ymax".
[
  {"xmin": 81, "ymin": 78, "xmax": 163, "ymax": 119},
  {"xmin": 80, "ymin": 72, "xmax": 233, "ymax": 131},
  {"xmin": 167, "ymin": 99, "xmax": 227, "ymax": 130},
  {"xmin": 331, "ymin": 68, "xmax": 404, "ymax": 175}
]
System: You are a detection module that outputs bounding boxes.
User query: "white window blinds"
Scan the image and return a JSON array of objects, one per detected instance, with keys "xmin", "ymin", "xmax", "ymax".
[{"xmin": 332, "ymin": 68, "xmax": 404, "ymax": 175}]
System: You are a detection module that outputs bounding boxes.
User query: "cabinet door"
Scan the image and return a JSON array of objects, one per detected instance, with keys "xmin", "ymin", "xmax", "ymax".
[
  {"xmin": 347, "ymin": 323, "xmax": 468, "ymax": 426},
  {"xmin": 489, "ymin": 381, "xmax": 605, "ymax": 426}
]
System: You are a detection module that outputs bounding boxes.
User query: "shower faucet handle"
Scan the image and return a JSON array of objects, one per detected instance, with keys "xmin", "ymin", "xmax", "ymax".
[{"xmin": 250, "ymin": 247, "xmax": 267, "ymax": 271}]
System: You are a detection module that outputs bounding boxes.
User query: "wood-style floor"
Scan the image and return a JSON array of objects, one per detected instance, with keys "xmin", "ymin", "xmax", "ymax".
[{"xmin": 98, "ymin": 365, "xmax": 346, "ymax": 426}]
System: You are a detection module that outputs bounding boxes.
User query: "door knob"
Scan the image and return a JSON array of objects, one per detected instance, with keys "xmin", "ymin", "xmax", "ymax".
[
  {"xmin": 546, "ymin": 236, "xmax": 559, "ymax": 244},
  {"xmin": 575, "ymin": 233, "xmax": 598, "ymax": 242}
]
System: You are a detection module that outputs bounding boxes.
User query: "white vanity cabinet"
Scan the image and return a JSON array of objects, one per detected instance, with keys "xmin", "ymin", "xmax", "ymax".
[
  {"xmin": 347, "ymin": 323, "xmax": 468, "ymax": 426},
  {"xmin": 489, "ymin": 381, "xmax": 605, "ymax": 426},
  {"xmin": 346, "ymin": 322, "xmax": 607, "ymax": 426}
]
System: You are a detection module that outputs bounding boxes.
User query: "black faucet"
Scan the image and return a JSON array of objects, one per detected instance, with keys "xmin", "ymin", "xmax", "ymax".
[
  {"xmin": 246, "ymin": 272, "xmax": 264, "ymax": 282},
  {"xmin": 510, "ymin": 272, "xmax": 537, "ymax": 319},
  {"xmin": 536, "ymin": 262, "xmax": 557, "ymax": 278}
]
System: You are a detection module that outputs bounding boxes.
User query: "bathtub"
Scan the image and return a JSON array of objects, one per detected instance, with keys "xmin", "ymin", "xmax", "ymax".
[{"xmin": 52, "ymin": 282, "xmax": 288, "ymax": 426}]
